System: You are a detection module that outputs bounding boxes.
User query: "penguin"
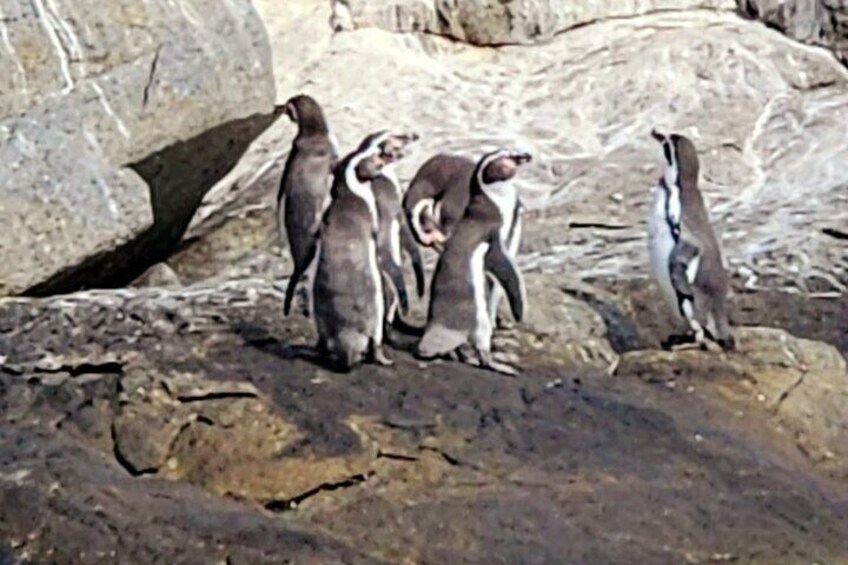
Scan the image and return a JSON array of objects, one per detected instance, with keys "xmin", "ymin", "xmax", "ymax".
[
  {"xmin": 416, "ymin": 149, "xmax": 532, "ymax": 376},
  {"xmin": 279, "ymin": 94, "xmax": 338, "ymax": 317},
  {"xmin": 403, "ymin": 154, "xmax": 476, "ymax": 248},
  {"xmin": 309, "ymin": 131, "xmax": 408, "ymax": 370},
  {"xmin": 371, "ymin": 158, "xmax": 426, "ymax": 333},
  {"xmin": 647, "ymin": 130, "xmax": 735, "ymax": 351},
  {"xmin": 403, "ymin": 153, "xmax": 524, "ymax": 325}
]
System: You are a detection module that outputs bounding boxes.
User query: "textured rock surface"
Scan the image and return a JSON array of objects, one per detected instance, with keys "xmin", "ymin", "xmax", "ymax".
[
  {"xmin": 0, "ymin": 0, "xmax": 275, "ymax": 295},
  {"xmin": 2, "ymin": 283, "xmax": 848, "ymax": 562},
  {"xmin": 183, "ymin": 4, "xmax": 848, "ymax": 300},
  {"xmin": 616, "ymin": 327, "xmax": 848, "ymax": 479},
  {"xmin": 740, "ymin": 0, "xmax": 848, "ymax": 65},
  {"xmin": 333, "ymin": 0, "xmax": 735, "ymax": 45}
]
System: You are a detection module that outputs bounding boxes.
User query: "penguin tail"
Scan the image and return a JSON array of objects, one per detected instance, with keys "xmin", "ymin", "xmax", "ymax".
[{"xmin": 330, "ymin": 332, "xmax": 368, "ymax": 372}]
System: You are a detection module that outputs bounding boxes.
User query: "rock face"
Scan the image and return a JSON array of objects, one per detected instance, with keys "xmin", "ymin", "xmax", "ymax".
[
  {"xmin": 334, "ymin": 0, "xmax": 735, "ymax": 45},
  {"xmin": 616, "ymin": 327, "xmax": 848, "ymax": 479},
  {"xmin": 186, "ymin": 1, "xmax": 848, "ymax": 301},
  {"xmin": 2, "ymin": 1, "xmax": 848, "ymax": 562},
  {"xmin": 0, "ymin": 0, "xmax": 275, "ymax": 296},
  {"xmin": 3, "ymin": 284, "xmax": 848, "ymax": 562},
  {"xmin": 740, "ymin": 0, "xmax": 848, "ymax": 65}
]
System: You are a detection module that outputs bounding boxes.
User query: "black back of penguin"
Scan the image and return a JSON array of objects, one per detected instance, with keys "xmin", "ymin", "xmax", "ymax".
[{"xmin": 278, "ymin": 95, "xmax": 336, "ymax": 292}]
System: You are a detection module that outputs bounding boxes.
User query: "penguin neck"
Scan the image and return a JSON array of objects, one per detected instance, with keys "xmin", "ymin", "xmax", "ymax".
[
  {"xmin": 379, "ymin": 164, "xmax": 402, "ymax": 199},
  {"xmin": 481, "ymin": 180, "xmax": 517, "ymax": 224},
  {"xmin": 345, "ymin": 163, "xmax": 379, "ymax": 230},
  {"xmin": 296, "ymin": 110, "xmax": 330, "ymax": 138}
]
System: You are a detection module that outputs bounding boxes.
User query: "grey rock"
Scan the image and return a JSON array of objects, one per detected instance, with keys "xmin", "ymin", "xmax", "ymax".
[
  {"xmin": 740, "ymin": 0, "xmax": 848, "ymax": 65},
  {"xmin": 0, "ymin": 0, "xmax": 276, "ymax": 296},
  {"xmin": 2, "ymin": 283, "xmax": 848, "ymax": 561},
  {"xmin": 615, "ymin": 327, "xmax": 848, "ymax": 479},
  {"xmin": 193, "ymin": 4, "xmax": 848, "ymax": 300},
  {"xmin": 334, "ymin": 0, "xmax": 736, "ymax": 45}
]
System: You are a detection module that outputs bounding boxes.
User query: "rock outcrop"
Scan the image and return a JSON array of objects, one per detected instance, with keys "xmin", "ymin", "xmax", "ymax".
[
  {"xmin": 2, "ymin": 283, "xmax": 848, "ymax": 562},
  {"xmin": 616, "ymin": 327, "xmax": 848, "ymax": 479},
  {"xmin": 2, "ymin": 1, "xmax": 848, "ymax": 562},
  {"xmin": 0, "ymin": 0, "xmax": 276, "ymax": 296},
  {"xmin": 333, "ymin": 0, "xmax": 735, "ymax": 45},
  {"xmin": 185, "ymin": 2, "xmax": 848, "ymax": 300},
  {"xmin": 740, "ymin": 0, "xmax": 848, "ymax": 65}
]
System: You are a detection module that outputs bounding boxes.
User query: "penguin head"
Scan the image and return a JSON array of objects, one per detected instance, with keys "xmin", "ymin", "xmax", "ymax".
[
  {"xmin": 284, "ymin": 94, "xmax": 329, "ymax": 135},
  {"xmin": 380, "ymin": 132, "xmax": 419, "ymax": 164},
  {"xmin": 477, "ymin": 149, "xmax": 533, "ymax": 187},
  {"xmin": 651, "ymin": 130, "xmax": 699, "ymax": 187},
  {"xmin": 349, "ymin": 131, "xmax": 419, "ymax": 181}
]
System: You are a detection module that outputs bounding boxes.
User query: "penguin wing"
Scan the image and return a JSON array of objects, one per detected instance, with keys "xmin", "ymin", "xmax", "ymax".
[
  {"xmin": 400, "ymin": 214, "xmax": 426, "ymax": 298},
  {"xmin": 484, "ymin": 237, "xmax": 525, "ymax": 322},
  {"xmin": 283, "ymin": 234, "xmax": 318, "ymax": 316},
  {"xmin": 668, "ymin": 238, "xmax": 700, "ymax": 301},
  {"xmin": 378, "ymin": 244, "xmax": 410, "ymax": 315}
]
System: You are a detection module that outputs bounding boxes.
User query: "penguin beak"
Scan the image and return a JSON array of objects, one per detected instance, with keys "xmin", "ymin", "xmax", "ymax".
[
  {"xmin": 512, "ymin": 152, "xmax": 532, "ymax": 166},
  {"xmin": 283, "ymin": 102, "xmax": 297, "ymax": 123},
  {"xmin": 651, "ymin": 129, "xmax": 665, "ymax": 143}
]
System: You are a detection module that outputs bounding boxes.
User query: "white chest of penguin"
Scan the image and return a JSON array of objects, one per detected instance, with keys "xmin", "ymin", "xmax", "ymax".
[
  {"xmin": 484, "ymin": 181, "xmax": 518, "ymax": 243},
  {"xmin": 647, "ymin": 183, "xmax": 682, "ymax": 316}
]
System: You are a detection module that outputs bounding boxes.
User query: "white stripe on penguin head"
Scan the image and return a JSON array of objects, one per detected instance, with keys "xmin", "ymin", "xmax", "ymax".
[
  {"xmin": 476, "ymin": 149, "xmax": 519, "ymax": 226},
  {"xmin": 660, "ymin": 134, "xmax": 682, "ymax": 229},
  {"xmin": 662, "ymin": 135, "xmax": 679, "ymax": 189},
  {"xmin": 345, "ymin": 131, "xmax": 393, "ymax": 230}
]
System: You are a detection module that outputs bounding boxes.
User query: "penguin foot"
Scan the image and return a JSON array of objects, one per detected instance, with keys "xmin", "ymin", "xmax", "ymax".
[
  {"xmin": 370, "ymin": 344, "xmax": 394, "ymax": 366},
  {"xmin": 669, "ymin": 340, "xmax": 708, "ymax": 353},
  {"xmin": 476, "ymin": 351, "xmax": 519, "ymax": 377},
  {"xmin": 492, "ymin": 351, "xmax": 520, "ymax": 365},
  {"xmin": 716, "ymin": 335, "xmax": 736, "ymax": 352},
  {"xmin": 661, "ymin": 333, "xmax": 697, "ymax": 350},
  {"xmin": 455, "ymin": 345, "xmax": 480, "ymax": 366},
  {"xmin": 495, "ymin": 314, "xmax": 515, "ymax": 331}
]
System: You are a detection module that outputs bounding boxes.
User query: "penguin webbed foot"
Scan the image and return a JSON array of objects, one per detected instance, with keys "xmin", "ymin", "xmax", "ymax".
[
  {"xmin": 661, "ymin": 332, "xmax": 697, "ymax": 351},
  {"xmin": 495, "ymin": 312, "xmax": 515, "ymax": 331},
  {"xmin": 716, "ymin": 334, "xmax": 736, "ymax": 352},
  {"xmin": 455, "ymin": 345, "xmax": 480, "ymax": 366},
  {"xmin": 370, "ymin": 342, "xmax": 394, "ymax": 366},
  {"xmin": 476, "ymin": 350, "xmax": 519, "ymax": 377}
]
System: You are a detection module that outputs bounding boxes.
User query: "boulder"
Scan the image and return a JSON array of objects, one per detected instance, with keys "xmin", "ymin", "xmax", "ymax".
[
  {"xmin": 513, "ymin": 274, "xmax": 618, "ymax": 370},
  {"xmin": 739, "ymin": 0, "xmax": 848, "ymax": 65},
  {"xmin": 0, "ymin": 0, "xmax": 276, "ymax": 296}
]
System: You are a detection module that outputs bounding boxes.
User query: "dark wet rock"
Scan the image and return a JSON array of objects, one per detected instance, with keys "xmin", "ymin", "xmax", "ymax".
[
  {"xmin": 0, "ymin": 426, "xmax": 376, "ymax": 564},
  {"xmin": 0, "ymin": 0, "xmax": 276, "ymax": 296},
  {"xmin": 2, "ymin": 283, "xmax": 848, "ymax": 562}
]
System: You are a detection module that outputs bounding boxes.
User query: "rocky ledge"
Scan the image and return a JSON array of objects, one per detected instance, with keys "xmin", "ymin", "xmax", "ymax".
[
  {"xmin": 1, "ymin": 279, "xmax": 847, "ymax": 563},
  {"xmin": 2, "ymin": 0, "xmax": 847, "ymax": 562}
]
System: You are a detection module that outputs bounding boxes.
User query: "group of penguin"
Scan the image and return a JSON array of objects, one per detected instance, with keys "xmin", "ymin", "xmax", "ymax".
[{"xmin": 277, "ymin": 94, "xmax": 735, "ymax": 375}]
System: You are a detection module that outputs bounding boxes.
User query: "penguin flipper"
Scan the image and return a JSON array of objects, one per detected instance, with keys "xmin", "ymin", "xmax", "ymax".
[
  {"xmin": 668, "ymin": 239, "xmax": 700, "ymax": 300},
  {"xmin": 283, "ymin": 239, "xmax": 318, "ymax": 316},
  {"xmin": 400, "ymin": 216, "xmax": 426, "ymax": 298},
  {"xmin": 484, "ymin": 238, "xmax": 525, "ymax": 322},
  {"xmin": 378, "ymin": 247, "xmax": 410, "ymax": 315}
]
